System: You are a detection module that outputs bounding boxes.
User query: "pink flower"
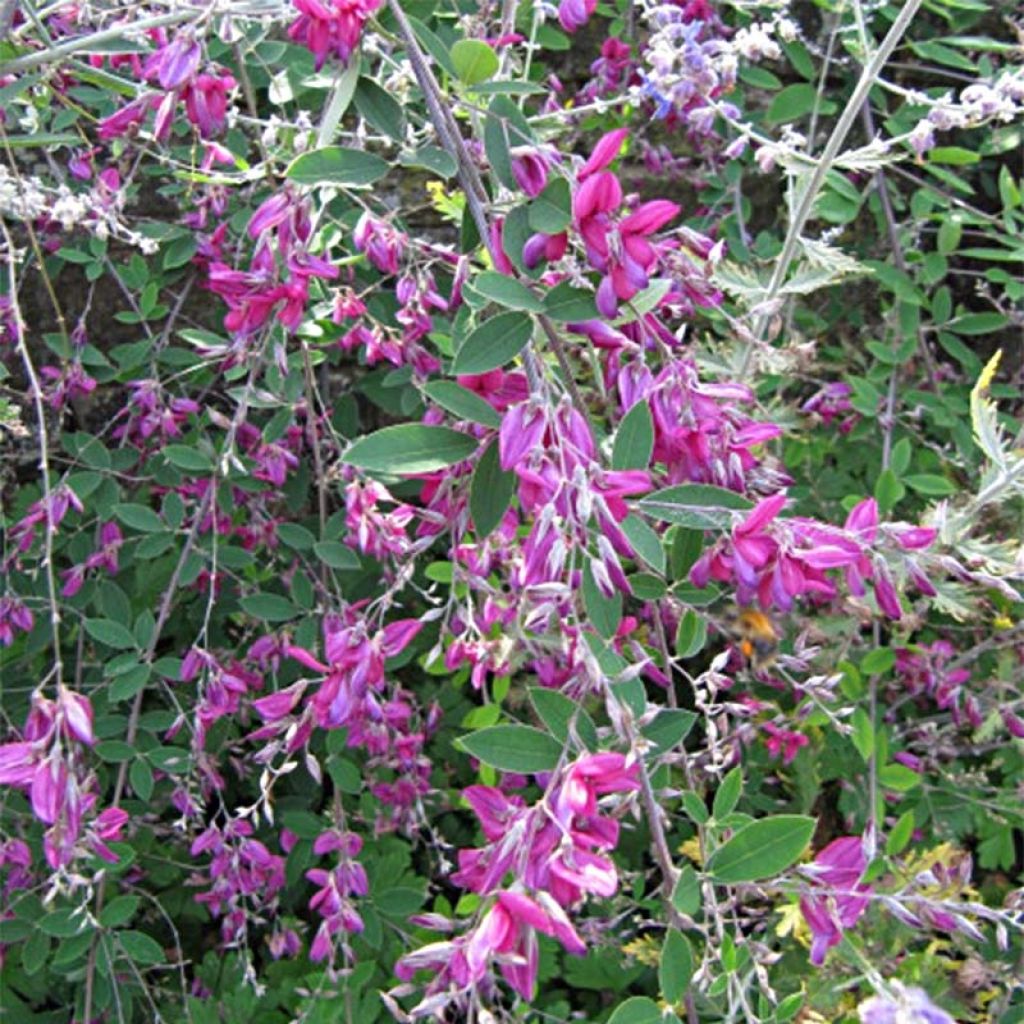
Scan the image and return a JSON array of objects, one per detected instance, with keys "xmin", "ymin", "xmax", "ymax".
[
  {"xmin": 288, "ymin": 0, "xmax": 381, "ymax": 70},
  {"xmin": 799, "ymin": 836, "xmax": 871, "ymax": 965},
  {"xmin": 558, "ymin": 0, "xmax": 597, "ymax": 33},
  {"xmin": 510, "ymin": 148, "xmax": 552, "ymax": 198},
  {"xmin": 153, "ymin": 32, "xmax": 202, "ymax": 90}
]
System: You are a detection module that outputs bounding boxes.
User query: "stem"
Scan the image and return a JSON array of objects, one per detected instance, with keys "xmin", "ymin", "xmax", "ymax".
[
  {"xmin": 738, "ymin": 0, "xmax": 925, "ymax": 378},
  {"xmin": 2, "ymin": 222, "xmax": 63, "ymax": 689},
  {"xmin": 0, "ymin": 10, "xmax": 200, "ymax": 74},
  {"xmin": 385, "ymin": 0, "xmax": 588, "ymax": 417}
]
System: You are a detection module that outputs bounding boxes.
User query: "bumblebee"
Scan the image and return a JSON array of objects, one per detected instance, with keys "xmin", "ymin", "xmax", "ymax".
[{"xmin": 723, "ymin": 607, "xmax": 779, "ymax": 671}]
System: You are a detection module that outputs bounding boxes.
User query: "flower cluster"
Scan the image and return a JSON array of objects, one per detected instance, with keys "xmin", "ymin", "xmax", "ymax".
[
  {"xmin": 190, "ymin": 816, "xmax": 287, "ymax": 946},
  {"xmin": 288, "ymin": 0, "xmax": 382, "ymax": 70},
  {"xmin": 799, "ymin": 835, "xmax": 871, "ymax": 965},
  {"xmin": 690, "ymin": 496, "xmax": 936, "ymax": 617},
  {"xmin": 98, "ymin": 30, "xmax": 235, "ymax": 142},
  {"xmin": 0, "ymin": 690, "xmax": 128, "ymax": 870},
  {"xmin": 306, "ymin": 829, "xmax": 368, "ymax": 964},
  {"xmin": 395, "ymin": 753, "xmax": 639, "ymax": 1011}
]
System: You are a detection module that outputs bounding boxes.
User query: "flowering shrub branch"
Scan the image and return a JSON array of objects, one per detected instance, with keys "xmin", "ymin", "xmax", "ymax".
[{"xmin": 0, "ymin": 0, "xmax": 1021, "ymax": 1022}]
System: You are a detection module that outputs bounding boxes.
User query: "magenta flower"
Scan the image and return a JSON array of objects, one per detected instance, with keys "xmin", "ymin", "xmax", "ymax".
[
  {"xmin": 151, "ymin": 32, "xmax": 202, "ymax": 90},
  {"xmin": 572, "ymin": 130, "xmax": 680, "ymax": 314},
  {"xmin": 353, "ymin": 212, "xmax": 406, "ymax": 274},
  {"xmin": 510, "ymin": 148, "xmax": 553, "ymax": 198},
  {"xmin": 799, "ymin": 836, "xmax": 871, "ymax": 965},
  {"xmin": 288, "ymin": 0, "xmax": 381, "ymax": 70},
  {"xmin": 558, "ymin": 0, "xmax": 597, "ymax": 32}
]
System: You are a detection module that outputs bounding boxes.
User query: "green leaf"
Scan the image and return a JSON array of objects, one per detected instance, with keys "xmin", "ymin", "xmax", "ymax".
[
  {"xmin": 612, "ymin": 401, "xmax": 654, "ymax": 471},
  {"xmin": 878, "ymin": 763, "xmax": 921, "ymax": 791},
  {"xmin": 712, "ymin": 766, "xmax": 743, "ymax": 819},
  {"xmin": 84, "ymin": 618, "xmax": 137, "ymax": 650},
  {"xmin": 40, "ymin": 910, "xmax": 87, "ymax": 938},
  {"xmin": 354, "ymin": 78, "xmax": 405, "ymax": 141},
  {"xmin": 674, "ymin": 610, "xmax": 707, "ymax": 659},
  {"xmin": 114, "ymin": 503, "xmax": 165, "ymax": 533},
  {"xmin": 582, "ymin": 561, "xmax": 622, "ymax": 639},
  {"xmin": 423, "ymin": 380, "xmax": 502, "ymax": 427},
  {"xmin": 543, "ymin": 281, "xmax": 598, "ymax": 321},
  {"xmin": 904, "ymin": 473, "xmax": 955, "ymax": 495},
  {"xmin": 20, "ymin": 929, "xmax": 50, "ymax": 975},
  {"xmin": 239, "ymin": 593, "xmax": 300, "ymax": 622},
  {"xmin": 641, "ymin": 709, "xmax": 696, "ymax": 754},
  {"xmin": 313, "ymin": 541, "xmax": 360, "ymax": 570},
  {"xmin": 672, "ymin": 864, "xmax": 701, "ymax": 917},
  {"xmin": 406, "ymin": 16, "xmax": 457, "ymax": 76},
  {"xmin": 527, "ymin": 177, "xmax": 572, "ymax": 234},
  {"xmin": 117, "ymin": 930, "xmax": 165, "ymax": 965},
  {"xmin": 129, "ymin": 758, "xmax": 154, "ymax": 801},
  {"xmin": 890, "ymin": 437, "xmax": 912, "ymax": 476},
  {"xmin": 2, "ymin": 132, "xmax": 80, "ymax": 149},
  {"xmin": 620, "ymin": 514, "xmax": 665, "ymax": 574},
  {"xmin": 100, "ymin": 895, "xmax": 140, "ymax": 929},
  {"xmin": 471, "ymin": 272, "xmax": 545, "ymax": 312},
  {"xmin": 861, "ymin": 647, "xmax": 895, "ymax": 675},
  {"xmin": 450, "ymin": 39, "xmax": 499, "ymax": 85},
  {"xmin": 766, "ymin": 83, "xmax": 817, "ymax": 123},
  {"xmin": 470, "ymin": 439, "xmax": 516, "ymax": 538},
  {"xmin": 947, "ymin": 312, "xmax": 1008, "ymax": 335},
  {"xmin": 484, "ymin": 95, "xmax": 532, "ymax": 192},
  {"xmin": 286, "ymin": 147, "xmax": 389, "ymax": 187},
  {"xmin": 928, "ymin": 146, "xmax": 980, "ymax": 165},
  {"xmin": 163, "ymin": 444, "xmax": 213, "ymax": 472},
  {"xmin": 163, "ymin": 236, "xmax": 197, "ymax": 271},
  {"xmin": 375, "ymin": 887, "xmax": 427, "ymax": 917},
  {"xmin": 886, "ymin": 810, "xmax": 915, "ymax": 856},
  {"xmin": 937, "ymin": 219, "xmax": 962, "ymax": 255},
  {"xmin": 638, "ymin": 484, "xmax": 752, "ymax": 530},
  {"xmin": 398, "ymin": 145, "xmax": 457, "ymax": 178},
  {"xmin": 607, "ymin": 997, "xmax": 663, "ymax": 1024},
  {"xmin": 660, "ymin": 930, "xmax": 694, "ymax": 1005},
  {"xmin": 499, "ymin": 204, "xmax": 535, "ymax": 275},
  {"xmin": 629, "ymin": 573, "xmax": 666, "ymax": 600},
  {"xmin": 874, "ymin": 468, "xmax": 904, "ymax": 513},
  {"xmin": 452, "ymin": 311, "xmax": 534, "ymax": 375},
  {"xmin": 681, "ymin": 791, "xmax": 710, "ymax": 825},
  {"xmin": 343, "ymin": 424, "xmax": 478, "ymax": 474},
  {"xmin": 276, "ymin": 522, "xmax": 316, "ymax": 550},
  {"xmin": 108, "ymin": 664, "xmax": 152, "ymax": 702},
  {"xmin": 528, "ymin": 688, "xmax": 598, "ymax": 750},
  {"xmin": 851, "ymin": 707, "xmax": 874, "ymax": 761},
  {"xmin": 457, "ymin": 725, "xmax": 563, "ymax": 773},
  {"xmin": 707, "ymin": 815, "xmax": 816, "ymax": 883}
]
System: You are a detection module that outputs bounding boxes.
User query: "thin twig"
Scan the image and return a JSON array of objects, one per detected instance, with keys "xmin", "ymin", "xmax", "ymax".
[
  {"xmin": 738, "ymin": 0, "xmax": 925, "ymax": 378},
  {"xmin": 2, "ymin": 221, "xmax": 63, "ymax": 688},
  {"xmin": 0, "ymin": 9, "xmax": 198, "ymax": 74}
]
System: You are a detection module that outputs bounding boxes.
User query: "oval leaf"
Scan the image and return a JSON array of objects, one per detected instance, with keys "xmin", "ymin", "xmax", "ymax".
[
  {"xmin": 450, "ymin": 39, "xmax": 499, "ymax": 85},
  {"xmin": 286, "ymin": 146, "xmax": 389, "ymax": 187},
  {"xmin": 452, "ymin": 311, "xmax": 534, "ymax": 375},
  {"xmin": 470, "ymin": 439, "xmax": 516, "ymax": 538},
  {"xmin": 423, "ymin": 380, "xmax": 502, "ymax": 428},
  {"xmin": 637, "ymin": 484, "xmax": 753, "ymax": 530},
  {"xmin": 457, "ymin": 724, "xmax": 562, "ymax": 774},
  {"xmin": 612, "ymin": 400, "xmax": 654, "ymax": 471},
  {"xmin": 343, "ymin": 424, "xmax": 478, "ymax": 474},
  {"xmin": 84, "ymin": 618, "xmax": 137, "ymax": 650},
  {"xmin": 607, "ymin": 997, "xmax": 663, "ymax": 1024},
  {"xmin": 239, "ymin": 593, "xmax": 299, "ymax": 623},
  {"xmin": 472, "ymin": 271, "xmax": 545, "ymax": 312},
  {"xmin": 707, "ymin": 815, "xmax": 816, "ymax": 883},
  {"xmin": 660, "ymin": 929, "xmax": 694, "ymax": 1005}
]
